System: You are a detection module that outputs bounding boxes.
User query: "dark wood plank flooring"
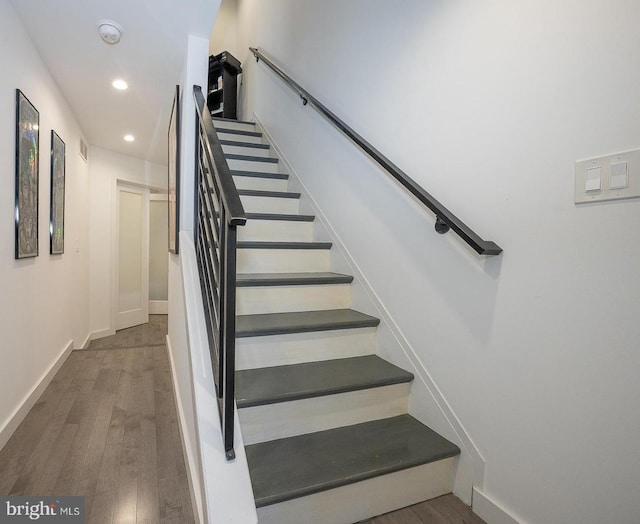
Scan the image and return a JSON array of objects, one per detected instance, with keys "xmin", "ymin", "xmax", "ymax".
[
  {"xmin": 0, "ymin": 316, "xmax": 194, "ymax": 524},
  {"xmin": 359, "ymin": 494, "xmax": 486, "ymax": 523},
  {"xmin": 0, "ymin": 315, "xmax": 485, "ymax": 523}
]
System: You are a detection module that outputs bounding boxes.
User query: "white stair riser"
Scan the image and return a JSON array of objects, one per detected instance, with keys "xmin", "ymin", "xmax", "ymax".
[
  {"xmin": 237, "ymin": 248, "xmax": 329, "ymax": 273},
  {"xmin": 239, "ymin": 195, "xmax": 299, "ymax": 214},
  {"xmin": 256, "ymin": 458, "xmax": 456, "ymax": 524},
  {"xmin": 239, "ymin": 384, "xmax": 409, "ymax": 445},
  {"xmin": 222, "ymin": 144, "xmax": 272, "ymax": 158},
  {"xmin": 236, "ymin": 328, "xmax": 376, "ymax": 370},
  {"xmin": 227, "ymin": 158, "xmax": 280, "ymax": 173},
  {"xmin": 236, "ymin": 284, "xmax": 351, "ymax": 315},
  {"xmin": 213, "ymin": 120, "xmax": 256, "ymax": 132},
  {"xmin": 238, "ymin": 220, "xmax": 313, "ymax": 242},
  {"xmin": 218, "ymin": 131, "xmax": 263, "ymax": 144},
  {"xmin": 233, "ymin": 176, "xmax": 289, "ymax": 192}
]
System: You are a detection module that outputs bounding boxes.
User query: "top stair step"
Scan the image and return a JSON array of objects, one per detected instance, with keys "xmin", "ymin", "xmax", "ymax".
[
  {"xmin": 236, "ymin": 309, "xmax": 380, "ymax": 338},
  {"xmin": 245, "ymin": 414, "xmax": 461, "ymax": 507}
]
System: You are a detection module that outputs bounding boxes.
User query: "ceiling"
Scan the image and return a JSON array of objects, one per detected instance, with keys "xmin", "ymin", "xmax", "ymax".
[{"xmin": 10, "ymin": 0, "xmax": 219, "ymax": 165}]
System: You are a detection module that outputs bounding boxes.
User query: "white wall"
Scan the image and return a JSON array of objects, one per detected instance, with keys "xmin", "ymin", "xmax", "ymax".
[
  {"xmin": 0, "ymin": 0, "xmax": 90, "ymax": 446},
  {"xmin": 231, "ymin": 1, "xmax": 640, "ymax": 523},
  {"xmin": 88, "ymin": 146, "xmax": 166, "ymax": 338},
  {"xmin": 209, "ymin": 0, "xmax": 238, "ymax": 58}
]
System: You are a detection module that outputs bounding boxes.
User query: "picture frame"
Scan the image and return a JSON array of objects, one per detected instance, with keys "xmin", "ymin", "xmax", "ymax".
[
  {"xmin": 15, "ymin": 89, "xmax": 40, "ymax": 259},
  {"xmin": 168, "ymin": 84, "xmax": 180, "ymax": 254},
  {"xmin": 50, "ymin": 130, "xmax": 65, "ymax": 255}
]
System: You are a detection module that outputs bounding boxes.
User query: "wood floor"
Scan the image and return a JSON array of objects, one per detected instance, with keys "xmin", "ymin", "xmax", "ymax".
[
  {"xmin": 0, "ymin": 315, "xmax": 194, "ymax": 524},
  {"xmin": 358, "ymin": 495, "xmax": 486, "ymax": 524}
]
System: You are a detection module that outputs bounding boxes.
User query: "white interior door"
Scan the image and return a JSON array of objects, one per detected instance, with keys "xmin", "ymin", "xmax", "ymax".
[{"xmin": 116, "ymin": 184, "xmax": 149, "ymax": 330}]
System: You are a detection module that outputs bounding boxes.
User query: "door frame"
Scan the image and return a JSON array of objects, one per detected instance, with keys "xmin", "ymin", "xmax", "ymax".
[{"xmin": 149, "ymin": 192, "xmax": 169, "ymax": 314}]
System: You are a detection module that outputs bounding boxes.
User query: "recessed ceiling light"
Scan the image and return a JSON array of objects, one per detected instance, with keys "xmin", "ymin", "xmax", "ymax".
[
  {"xmin": 112, "ymin": 79, "xmax": 128, "ymax": 90},
  {"xmin": 124, "ymin": 134, "xmax": 135, "ymax": 142}
]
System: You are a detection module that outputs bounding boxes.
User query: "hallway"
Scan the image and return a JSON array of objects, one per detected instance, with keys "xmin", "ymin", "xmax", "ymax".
[{"xmin": 0, "ymin": 316, "xmax": 194, "ymax": 524}]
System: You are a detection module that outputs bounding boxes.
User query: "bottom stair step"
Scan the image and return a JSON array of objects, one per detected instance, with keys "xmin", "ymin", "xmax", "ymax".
[{"xmin": 245, "ymin": 414, "xmax": 460, "ymax": 509}]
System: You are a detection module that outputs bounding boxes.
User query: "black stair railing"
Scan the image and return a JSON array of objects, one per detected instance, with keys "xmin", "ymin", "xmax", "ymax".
[
  {"xmin": 193, "ymin": 85, "xmax": 246, "ymax": 460},
  {"xmin": 249, "ymin": 47, "xmax": 502, "ymax": 256}
]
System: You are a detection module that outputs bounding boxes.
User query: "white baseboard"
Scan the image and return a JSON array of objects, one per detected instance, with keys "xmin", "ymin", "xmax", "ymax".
[
  {"xmin": 166, "ymin": 335, "xmax": 202, "ymax": 524},
  {"xmin": 89, "ymin": 327, "xmax": 116, "ymax": 342},
  {"xmin": 473, "ymin": 488, "xmax": 522, "ymax": 524},
  {"xmin": 78, "ymin": 332, "xmax": 92, "ymax": 350},
  {"xmin": 150, "ymin": 300, "xmax": 168, "ymax": 315},
  {"xmin": 0, "ymin": 340, "xmax": 74, "ymax": 452}
]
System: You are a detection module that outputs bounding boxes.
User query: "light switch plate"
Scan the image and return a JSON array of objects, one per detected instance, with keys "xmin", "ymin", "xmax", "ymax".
[
  {"xmin": 609, "ymin": 162, "xmax": 629, "ymax": 189},
  {"xmin": 575, "ymin": 148, "xmax": 640, "ymax": 203}
]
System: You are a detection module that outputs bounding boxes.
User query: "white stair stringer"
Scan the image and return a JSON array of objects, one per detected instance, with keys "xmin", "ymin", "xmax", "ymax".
[
  {"xmin": 211, "ymin": 119, "xmax": 460, "ymax": 523},
  {"xmin": 252, "ymin": 115, "xmax": 476, "ymax": 503},
  {"xmin": 256, "ymin": 458, "xmax": 457, "ymax": 524}
]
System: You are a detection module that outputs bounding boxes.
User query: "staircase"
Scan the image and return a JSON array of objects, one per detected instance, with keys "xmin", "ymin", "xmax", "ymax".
[{"xmin": 214, "ymin": 117, "xmax": 461, "ymax": 524}]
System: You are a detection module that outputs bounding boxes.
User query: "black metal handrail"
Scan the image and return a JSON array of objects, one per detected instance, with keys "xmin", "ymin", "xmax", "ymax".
[
  {"xmin": 249, "ymin": 47, "xmax": 502, "ymax": 256},
  {"xmin": 193, "ymin": 85, "xmax": 246, "ymax": 460}
]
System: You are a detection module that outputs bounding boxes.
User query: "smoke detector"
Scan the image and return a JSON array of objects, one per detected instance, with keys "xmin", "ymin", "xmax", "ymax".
[{"xmin": 98, "ymin": 20, "xmax": 123, "ymax": 45}]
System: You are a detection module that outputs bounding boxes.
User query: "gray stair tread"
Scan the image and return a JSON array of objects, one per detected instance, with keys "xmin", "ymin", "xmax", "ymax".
[
  {"xmin": 232, "ymin": 170, "xmax": 288, "ymax": 180},
  {"xmin": 246, "ymin": 414, "xmax": 460, "ymax": 507},
  {"xmin": 212, "ymin": 117, "xmax": 255, "ymax": 125},
  {"xmin": 226, "ymin": 153, "xmax": 279, "ymax": 163},
  {"xmin": 237, "ymin": 272, "xmax": 352, "ymax": 287},
  {"xmin": 236, "ymin": 355, "xmax": 413, "ymax": 408},
  {"xmin": 216, "ymin": 127, "xmax": 262, "ymax": 138},
  {"xmin": 245, "ymin": 213, "xmax": 314, "ymax": 222},
  {"xmin": 238, "ymin": 189, "xmax": 300, "ymax": 199},
  {"xmin": 236, "ymin": 308, "xmax": 379, "ymax": 337},
  {"xmin": 221, "ymin": 139, "xmax": 270, "ymax": 149},
  {"xmin": 237, "ymin": 241, "xmax": 332, "ymax": 250}
]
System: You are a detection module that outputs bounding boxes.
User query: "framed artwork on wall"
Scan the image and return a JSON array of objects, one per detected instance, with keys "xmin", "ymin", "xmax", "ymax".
[
  {"xmin": 15, "ymin": 89, "xmax": 40, "ymax": 259},
  {"xmin": 50, "ymin": 130, "xmax": 65, "ymax": 255},
  {"xmin": 168, "ymin": 84, "xmax": 180, "ymax": 254}
]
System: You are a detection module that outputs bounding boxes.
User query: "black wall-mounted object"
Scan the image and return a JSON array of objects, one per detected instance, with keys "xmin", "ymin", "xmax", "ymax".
[{"xmin": 208, "ymin": 51, "xmax": 242, "ymax": 120}]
